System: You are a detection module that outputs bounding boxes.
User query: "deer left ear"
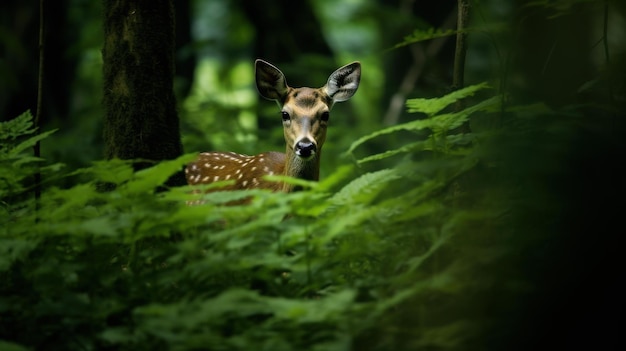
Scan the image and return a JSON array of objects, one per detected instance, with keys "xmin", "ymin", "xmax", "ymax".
[
  {"xmin": 324, "ymin": 62, "xmax": 361, "ymax": 103},
  {"xmin": 255, "ymin": 59, "xmax": 289, "ymax": 102}
]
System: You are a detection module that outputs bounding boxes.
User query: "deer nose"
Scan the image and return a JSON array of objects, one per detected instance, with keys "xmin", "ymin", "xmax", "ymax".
[{"xmin": 295, "ymin": 139, "xmax": 316, "ymax": 158}]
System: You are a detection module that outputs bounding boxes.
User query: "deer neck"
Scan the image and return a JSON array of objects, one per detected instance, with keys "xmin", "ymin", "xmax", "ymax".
[{"xmin": 281, "ymin": 148, "xmax": 321, "ymax": 192}]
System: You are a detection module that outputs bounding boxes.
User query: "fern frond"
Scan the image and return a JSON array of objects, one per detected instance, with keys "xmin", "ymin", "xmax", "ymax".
[
  {"xmin": 389, "ymin": 27, "xmax": 457, "ymax": 51},
  {"xmin": 0, "ymin": 111, "xmax": 36, "ymax": 140},
  {"xmin": 346, "ymin": 119, "xmax": 434, "ymax": 156},
  {"xmin": 330, "ymin": 168, "xmax": 402, "ymax": 207},
  {"xmin": 348, "ymin": 85, "xmax": 496, "ymax": 157},
  {"xmin": 356, "ymin": 140, "xmax": 426, "ymax": 164},
  {"xmin": 406, "ymin": 82, "xmax": 491, "ymax": 116}
]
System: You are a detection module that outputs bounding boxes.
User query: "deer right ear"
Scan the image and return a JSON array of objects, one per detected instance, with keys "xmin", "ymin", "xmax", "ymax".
[
  {"xmin": 255, "ymin": 59, "xmax": 289, "ymax": 102},
  {"xmin": 324, "ymin": 61, "xmax": 361, "ymax": 103}
]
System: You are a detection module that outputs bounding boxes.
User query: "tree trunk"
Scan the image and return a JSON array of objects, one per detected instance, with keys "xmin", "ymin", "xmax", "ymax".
[{"xmin": 102, "ymin": 0, "xmax": 183, "ymax": 184}]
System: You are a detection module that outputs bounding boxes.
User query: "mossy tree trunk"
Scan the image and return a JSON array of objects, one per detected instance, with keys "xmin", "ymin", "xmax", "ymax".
[{"xmin": 102, "ymin": 0, "xmax": 184, "ymax": 185}]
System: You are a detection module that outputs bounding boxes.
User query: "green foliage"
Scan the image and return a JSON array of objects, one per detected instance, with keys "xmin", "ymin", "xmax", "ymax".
[
  {"xmin": 2, "ymin": 0, "xmax": 622, "ymax": 349},
  {"xmin": 347, "ymin": 83, "xmax": 496, "ymax": 164},
  {"xmin": 0, "ymin": 111, "xmax": 60, "ymax": 199},
  {"xmin": 0, "ymin": 86, "xmax": 537, "ymax": 351},
  {"xmin": 389, "ymin": 27, "xmax": 457, "ymax": 51}
]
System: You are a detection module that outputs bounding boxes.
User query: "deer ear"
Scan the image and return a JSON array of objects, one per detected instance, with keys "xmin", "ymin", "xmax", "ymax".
[
  {"xmin": 324, "ymin": 62, "xmax": 361, "ymax": 103},
  {"xmin": 255, "ymin": 59, "xmax": 289, "ymax": 101}
]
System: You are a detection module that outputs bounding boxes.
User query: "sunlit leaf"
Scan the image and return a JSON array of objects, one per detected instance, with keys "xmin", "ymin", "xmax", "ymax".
[{"xmin": 330, "ymin": 169, "xmax": 401, "ymax": 206}]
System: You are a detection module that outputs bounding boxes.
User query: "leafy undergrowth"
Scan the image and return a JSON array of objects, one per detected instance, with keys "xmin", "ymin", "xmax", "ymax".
[{"xmin": 0, "ymin": 88, "xmax": 589, "ymax": 351}]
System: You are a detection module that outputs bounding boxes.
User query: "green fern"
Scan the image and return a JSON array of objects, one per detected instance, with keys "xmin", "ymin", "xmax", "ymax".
[
  {"xmin": 0, "ymin": 111, "xmax": 37, "ymax": 141},
  {"xmin": 329, "ymin": 168, "xmax": 402, "ymax": 207},
  {"xmin": 406, "ymin": 83, "xmax": 491, "ymax": 116},
  {"xmin": 0, "ymin": 87, "xmax": 575, "ymax": 351},
  {"xmin": 389, "ymin": 27, "xmax": 457, "ymax": 51},
  {"xmin": 0, "ymin": 112, "xmax": 60, "ymax": 199},
  {"xmin": 347, "ymin": 83, "xmax": 497, "ymax": 162}
]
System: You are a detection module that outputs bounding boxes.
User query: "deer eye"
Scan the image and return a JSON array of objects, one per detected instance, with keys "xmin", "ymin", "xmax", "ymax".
[
  {"xmin": 281, "ymin": 111, "xmax": 291, "ymax": 121},
  {"xmin": 320, "ymin": 111, "xmax": 330, "ymax": 122}
]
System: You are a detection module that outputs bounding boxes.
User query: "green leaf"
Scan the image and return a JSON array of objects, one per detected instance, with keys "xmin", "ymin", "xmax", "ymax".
[
  {"xmin": 6, "ymin": 129, "xmax": 57, "ymax": 156},
  {"xmin": 406, "ymin": 82, "xmax": 491, "ymax": 116},
  {"xmin": 348, "ymin": 86, "xmax": 496, "ymax": 156},
  {"xmin": 389, "ymin": 27, "xmax": 457, "ymax": 51},
  {"xmin": 0, "ymin": 111, "xmax": 36, "ymax": 140},
  {"xmin": 316, "ymin": 164, "xmax": 355, "ymax": 192},
  {"xmin": 389, "ymin": 23, "xmax": 506, "ymax": 51},
  {"xmin": 263, "ymin": 174, "xmax": 318, "ymax": 190},
  {"xmin": 346, "ymin": 118, "xmax": 435, "ymax": 156},
  {"xmin": 45, "ymin": 184, "xmax": 98, "ymax": 220},
  {"xmin": 125, "ymin": 154, "xmax": 196, "ymax": 193},
  {"xmin": 89, "ymin": 159, "xmax": 134, "ymax": 185},
  {"xmin": 330, "ymin": 169, "xmax": 401, "ymax": 207},
  {"xmin": 428, "ymin": 95, "xmax": 502, "ymax": 133},
  {"xmin": 317, "ymin": 204, "xmax": 380, "ymax": 242},
  {"xmin": 356, "ymin": 140, "xmax": 426, "ymax": 164}
]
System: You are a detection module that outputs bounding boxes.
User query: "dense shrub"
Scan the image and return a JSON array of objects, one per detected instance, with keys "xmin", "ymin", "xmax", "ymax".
[{"xmin": 2, "ymin": 85, "xmax": 619, "ymax": 350}]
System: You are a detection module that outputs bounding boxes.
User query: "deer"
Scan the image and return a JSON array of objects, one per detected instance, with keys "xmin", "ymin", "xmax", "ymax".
[{"xmin": 185, "ymin": 59, "xmax": 361, "ymax": 195}]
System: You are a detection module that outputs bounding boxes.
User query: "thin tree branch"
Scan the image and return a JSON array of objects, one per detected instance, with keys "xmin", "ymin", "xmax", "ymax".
[
  {"xmin": 34, "ymin": 0, "xmax": 45, "ymax": 212},
  {"xmin": 452, "ymin": 0, "xmax": 471, "ymax": 132},
  {"xmin": 453, "ymin": 0, "xmax": 470, "ymax": 97}
]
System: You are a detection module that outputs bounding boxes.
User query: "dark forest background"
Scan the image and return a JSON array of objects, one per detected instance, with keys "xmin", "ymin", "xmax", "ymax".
[{"xmin": 1, "ymin": 0, "xmax": 624, "ymax": 350}]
